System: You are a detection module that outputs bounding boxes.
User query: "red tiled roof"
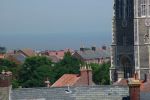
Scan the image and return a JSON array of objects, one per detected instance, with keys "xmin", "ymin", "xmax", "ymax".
[
  {"xmin": 0, "ymin": 54, "xmax": 5, "ymax": 59},
  {"xmin": 47, "ymin": 50, "xmax": 65, "ymax": 59},
  {"xmin": 51, "ymin": 74, "xmax": 80, "ymax": 87}
]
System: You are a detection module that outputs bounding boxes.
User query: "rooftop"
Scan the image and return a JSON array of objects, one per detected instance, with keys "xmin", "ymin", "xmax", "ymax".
[
  {"xmin": 11, "ymin": 86, "xmax": 129, "ymax": 100},
  {"xmin": 51, "ymin": 74, "xmax": 80, "ymax": 87}
]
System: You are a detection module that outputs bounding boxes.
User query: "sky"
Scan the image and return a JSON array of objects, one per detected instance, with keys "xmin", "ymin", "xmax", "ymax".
[{"xmin": 0, "ymin": 0, "xmax": 113, "ymax": 50}]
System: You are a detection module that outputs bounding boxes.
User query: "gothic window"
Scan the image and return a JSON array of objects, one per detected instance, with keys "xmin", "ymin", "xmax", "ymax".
[
  {"xmin": 123, "ymin": 36, "xmax": 126, "ymax": 45},
  {"xmin": 118, "ymin": 0, "xmax": 121, "ymax": 18},
  {"xmin": 141, "ymin": 0, "xmax": 146, "ymax": 17},
  {"xmin": 148, "ymin": 0, "xmax": 150, "ymax": 16},
  {"xmin": 127, "ymin": 0, "xmax": 130, "ymax": 17}
]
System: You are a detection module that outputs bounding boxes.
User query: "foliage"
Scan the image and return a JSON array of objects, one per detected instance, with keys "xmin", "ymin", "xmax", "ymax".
[
  {"xmin": 52, "ymin": 52, "xmax": 83, "ymax": 83},
  {"xmin": 0, "ymin": 52, "xmax": 111, "ymax": 88},
  {"xmin": 90, "ymin": 62, "xmax": 111, "ymax": 85},
  {"xmin": 0, "ymin": 59, "xmax": 20, "ymax": 88},
  {"xmin": 18, "ymin": 56, "xmax": 53, "ymax": 88}
]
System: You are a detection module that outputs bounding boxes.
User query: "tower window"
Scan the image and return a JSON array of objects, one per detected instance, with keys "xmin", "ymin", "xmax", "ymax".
[
  {"xmin": 148, "ymin": 0, "xmax": 150, "ymax": 16},
  {"xmin": 141, "ymin": 0, "xmax": 146, "ymax": 17},
  {"xmin": 123, "ymin": 36, "xmax": 126, "ymax": 46}
]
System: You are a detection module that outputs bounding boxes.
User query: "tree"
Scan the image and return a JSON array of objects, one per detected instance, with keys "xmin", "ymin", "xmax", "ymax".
[
  {"xmin": 0, "ymin": 58, "xmax": 20, "ymax": 88},
  {"xmin": 53, "ymin": 52, "xmax": 83, "ymax": 83},
  {"xmin": 90, "ymin": 62, "xmax": 111, "ymax": 85},
  {"xmin": 19, "ymin": 56, "xmax": 53, "ymax": 87}
]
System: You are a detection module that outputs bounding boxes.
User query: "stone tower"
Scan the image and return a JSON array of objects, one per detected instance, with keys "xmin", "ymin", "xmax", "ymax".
[
  {"xmin": 111, "ymin": 0, "xmax": 150, "ymax": 82},
  {"xmin": 110, "ymin": 0, "xmax": 135, "ymax": 82}
]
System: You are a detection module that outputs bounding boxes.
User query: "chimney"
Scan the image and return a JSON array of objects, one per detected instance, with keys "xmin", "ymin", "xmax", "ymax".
[
  {"xmin": 0, "ymin": 70, "xmax": 12, "ymax": 87},
  {"xmin": 80, "ymin": 45, "xmax": 85, "ymax": 52},
  {"xmin": 91, "ymin": 46, "xmax": 96, "ymax": 51},
  {"xmin": 80, "ymin": 65, "xmax": 93, "ymax": 86},
  {"xmin": 80, "ymin": 47, "xmax": 84, "ymax": 52},
  {"xmin": 102, "ymin": 46, "xmax": 106, "ymax": 50},
  {"xmin": 44, "ymin": 77, "xmax": 51, "ymax": 88},
  {"xmin": 128, "ymin": 78, "xmax": 141, "ymax": 100}
]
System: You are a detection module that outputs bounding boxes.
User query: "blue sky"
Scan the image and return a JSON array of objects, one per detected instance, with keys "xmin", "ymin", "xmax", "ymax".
[{"xmin": 0, "ymin": 0, "xmax": 113, "ymax": 50}]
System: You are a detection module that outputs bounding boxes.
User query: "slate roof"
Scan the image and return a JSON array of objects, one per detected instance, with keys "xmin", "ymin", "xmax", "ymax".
[
  {"xmin": 140, "ymin": 92, "xmax": 150, "ymax": 100},
  {"xmin": 12, "ymin": 54, "xmax": 26, "ymax": 63},
  {"xmin": 51, "ymin": 74, "xmax": 80, "ymax": 87},
  {"xmin": 11, "ymin": 86, "xmax": 129, "ymax": 100},
  {"xmin": 76, "ymin": 49, "xmax": 110, "ymax": 60}
]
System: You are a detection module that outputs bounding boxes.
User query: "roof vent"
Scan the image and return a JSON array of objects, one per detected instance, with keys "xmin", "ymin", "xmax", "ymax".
[{"xmin": 65, "ymin": 85, "xmax": 72, "ymax": 94}]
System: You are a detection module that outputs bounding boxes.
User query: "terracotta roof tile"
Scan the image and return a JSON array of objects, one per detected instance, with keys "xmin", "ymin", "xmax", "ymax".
[{"xmin": 51, "ymin": 74, "xmax": 80, "ymax": 87}]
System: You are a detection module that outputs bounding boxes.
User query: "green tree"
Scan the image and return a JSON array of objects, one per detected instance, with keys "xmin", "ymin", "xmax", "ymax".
[
  {"xmin": 19, "ymin": 56, "xmax": 53, "ymax": 87},
  {"xmin": 53, "ymin": 52, "xmax": 83, "ymax": 83},
  {"xmin": 90, "ymin": 62, "xmax": 110, "ymax": 85},
  {"xmin": 0, "ymin": 58, "xmax": 20, "ymax": 88}
]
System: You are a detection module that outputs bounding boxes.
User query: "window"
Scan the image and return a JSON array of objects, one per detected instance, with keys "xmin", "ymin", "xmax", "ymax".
[
  {"xmin": 148, "ymin": 0, "xmax": 150, "ymax": 16},
  {"xmin": 123, "ymin": 36, "xmax": 126, "ymax": 46},
  {"xmin": 141, "ymin": 0, "xmax": 146, "ymax": 17},
  {"xmin": 118, "ymin": 0, "xmax": 121, "ymax": 18}
]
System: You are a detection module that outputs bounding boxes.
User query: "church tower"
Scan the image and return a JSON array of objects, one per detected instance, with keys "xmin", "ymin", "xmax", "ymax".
[
  {"xmin": 110, "ymin": 0, "xmax": 150, "ymax": 82},
  {"xmin": 110, "ymin": 0, "xmax": 135, "ymax": 82},
  {"xmin": 134, "ymin": 0, "xmax": 150, "ymax": 79}
]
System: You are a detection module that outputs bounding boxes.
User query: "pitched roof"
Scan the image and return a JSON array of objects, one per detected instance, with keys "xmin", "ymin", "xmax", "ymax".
[
  {"xmin": 12, "ymin": 54, "xmax": 26, "ymax": 63},
  {"xmin": 51, "ymin": 74, "xmax": 80, "ymax": 87},
  {"xmin": 11, "ymin": 86, "xmax": 129, "ymax": 100},
  {"xmin": 76, "ymin": 49, "xmax": 110, "ymax": 60},
  {"xmin": 47, "ymin": 55, "xmax": 60, "ymax": 63},
  {"xmin": 19, "ymin": 48, "xmax": 36, "ymax": 57}
]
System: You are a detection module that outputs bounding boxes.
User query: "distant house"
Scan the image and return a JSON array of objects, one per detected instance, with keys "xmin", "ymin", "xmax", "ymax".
[
  {"xmin": 5, "ymin": 48, "xmax": 36, "ymax": 64},
  {"xmin": 39, "ymin": 49, "xmax": 74, "ymax": 63},
  {"xmin": 17, "ymin": 48, "xmax": 37, "ymax": 57},
  {"xmin": 6, "ymin": 54, "xmax": 26, "ymax": 65},
  {"xmin": 0, "ymin": 54, "xmax": 5, "ymax": 59},
  {"xmin": 73, "ymin": 46, "xmax": 110, "ymax": 64}
]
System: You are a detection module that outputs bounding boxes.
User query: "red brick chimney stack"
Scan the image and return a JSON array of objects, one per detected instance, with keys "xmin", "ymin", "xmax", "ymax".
[
  {"xmin": 0, "ymin": 70, "xmax": 12, "ymax": 87},
  {"xmin": 80, "ymin": 65, "xmax": 93, "ymax": 86},
  {"xmin": 128, "ymin": 77, "xmax": 141, "ymax": 100}
]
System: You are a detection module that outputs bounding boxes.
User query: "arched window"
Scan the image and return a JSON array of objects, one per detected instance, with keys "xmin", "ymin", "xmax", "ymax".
[{"xmin": 121, "ymin": 56, "xmax": 133, "ymax": 78}]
